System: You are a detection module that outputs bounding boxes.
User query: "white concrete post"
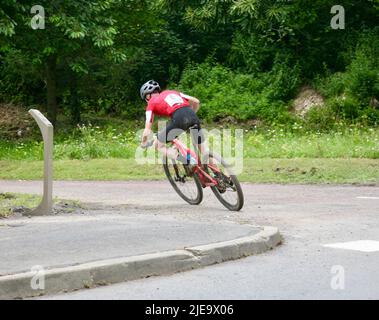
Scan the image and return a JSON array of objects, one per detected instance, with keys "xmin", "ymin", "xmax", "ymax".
[{"xmin": 28, "ymin": 109, "xmax": 53, "ymax": 216}]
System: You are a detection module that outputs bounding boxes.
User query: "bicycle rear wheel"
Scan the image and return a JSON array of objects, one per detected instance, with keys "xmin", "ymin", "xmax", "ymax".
[
  {"xmin": 203, "ymin": 151, "xmax": 244, "ymax": 211},
  {"xmin": 163, "ymin": 157, "xmax": 203, "ymax": 205}
]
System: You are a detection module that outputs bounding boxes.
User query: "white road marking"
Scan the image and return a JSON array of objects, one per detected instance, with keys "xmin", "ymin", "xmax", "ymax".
[
  {"xmin": 324, "ymin": 240, "xmax": 379, "ymax": 252},
  {"xmin": 356, "ymin": 196, "xmax": 379, "ymax": 200}
]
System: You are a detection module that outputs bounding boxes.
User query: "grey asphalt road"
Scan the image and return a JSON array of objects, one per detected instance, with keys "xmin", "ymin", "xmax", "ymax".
[
  {"xmin": 1, "ymin": 181, "xmax": 379, "ymax": 299},
  {"xmin": 0, "ymin": 213, "xmax": 257, "ymax": 275}
]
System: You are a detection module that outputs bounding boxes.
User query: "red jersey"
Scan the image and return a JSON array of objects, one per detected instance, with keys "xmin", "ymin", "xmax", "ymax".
[{"xmin": 146, "ymin": 90, "xmax": 190, "ymax": 120}]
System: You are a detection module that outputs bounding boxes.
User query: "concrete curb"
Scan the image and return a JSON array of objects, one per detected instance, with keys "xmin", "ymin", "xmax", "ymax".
[{"xmin": 0, "ymin": 226, "xmax": 282, "ymax": 299}]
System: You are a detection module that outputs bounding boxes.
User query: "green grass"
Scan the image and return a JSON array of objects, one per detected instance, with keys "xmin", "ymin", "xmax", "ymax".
[
  {"xmin": 0, "ymin": 158, "xmax": 378, "ymax": 185},
  {"xmin": 1, "ymin": 121, "xmax": 378, "ymax": 185},
  {"xmin": 0, "ymin": 193, "xmax": 41, "ymax": 218},
  {"xmin": 0, "ymin": 124, "xmax": 378, "ymax": 160},
  {"xmin": 244, "ymin": 127, "xmax": 379, "ymax": 158}
]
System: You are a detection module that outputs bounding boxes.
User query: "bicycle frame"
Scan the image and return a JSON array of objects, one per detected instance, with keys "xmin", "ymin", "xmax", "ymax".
[{"xmin": 170, "ymin": 138, "xmax": 221, "ymax": 188}]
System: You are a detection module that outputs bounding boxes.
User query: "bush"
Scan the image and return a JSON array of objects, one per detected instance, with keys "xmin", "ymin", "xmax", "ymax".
[
  {"xmin": 177, "ymin": 61, "xmax": 299, "ymax": 123},
  {"xmin": 327, "ymin": 96, "xmax": 361, "ymax": 120},
  {"xmin": 303, "ymin": 106, "xmax": 337, "ymax": 131},
  {"xmin": 344, "ymin": 29, "xmax": 379, "ymax": 106},
  {"xmin": 0, "ymin": 49, "xmax": 44, "ymax": 105},
  {"xmin": 345, "ymin": 55, "xmax": 379, "ymax": 107},
  {"xmin": 315, "ymin": 72, "xmax": 345, "ymax": 98},
  {"xmin": 311, "ymin": 29, "xmax": 379, "ymax": 125},
  {"xmin": 357, "ymin": 108, "xmax": 379, "ymax": 126},
  {"xmin": 263, "ymin": 56, "xmax": 302, "ymax": 101},
  {"xmin": 228, "ymin": 32, "xmax": 273, "ymax": 73}
]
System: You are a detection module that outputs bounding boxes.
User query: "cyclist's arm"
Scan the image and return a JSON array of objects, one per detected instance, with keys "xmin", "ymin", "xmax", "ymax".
[
  {"xmin": 180, "ymin": 93, "xmax": 200, "ymax": 113},
  {"xmin": 141, "ymin": 111, "xmax": 154, "ymax": 145}
]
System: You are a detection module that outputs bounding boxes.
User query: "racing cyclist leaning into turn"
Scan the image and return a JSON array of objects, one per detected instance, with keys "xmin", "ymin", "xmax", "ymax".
[{"xmin": 139, "ymin": 80, "xmax": 205, "ymax": 164}]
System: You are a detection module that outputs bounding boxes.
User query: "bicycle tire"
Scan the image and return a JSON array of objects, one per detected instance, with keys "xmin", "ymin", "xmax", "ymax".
[
  {"xmin": 203, "ymin": 151, "xmax": 244, "ymax": 211},
  {"xmin": 163, "ymin": 158, "xmax": 203, "ymax": 205}
]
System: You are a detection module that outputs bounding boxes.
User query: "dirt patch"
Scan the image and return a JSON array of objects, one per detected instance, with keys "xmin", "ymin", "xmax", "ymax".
[
  {"xmin": 216, "ymin": 115, "xmax": 239, "ymax": 125},
  {"xmin": 246, "ymin": 119, "xmax": 262, "ymax": 128},
  {"xmin": 19, "ymin": 201, "xmax": 86, "ymax": 217},
  {"xmin": 292, "ymin": 86, "xmax": 325, "ymax": 117},
  {"xmin": 1, "ymin": 197, "xmax": 86, "ymax": 219},
  {"xmin": 0, "ymin": 103, "xmax": 35, "ymax": 139},
  {"xmin": 274, "ymin": 167, "xmax": 318, "ymax": 176}
]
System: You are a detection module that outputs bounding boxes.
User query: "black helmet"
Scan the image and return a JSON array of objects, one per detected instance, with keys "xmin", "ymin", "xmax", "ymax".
[{"xmin": 140, "ymin": 80, "xmax": 161, "ymax": 100}]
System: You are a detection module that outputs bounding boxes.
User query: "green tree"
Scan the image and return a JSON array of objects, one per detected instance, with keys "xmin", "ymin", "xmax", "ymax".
[
  {"xmin": 0, "ymin": 0, "xmax": 156, "ymax": 125},
  {"xmin": 159, "ymin": 0, "xmax": 378, "ymax": 76}
]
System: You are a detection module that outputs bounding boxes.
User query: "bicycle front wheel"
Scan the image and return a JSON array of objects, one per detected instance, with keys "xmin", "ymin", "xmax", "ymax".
[
  {"xmin": 163, "ymin": 157, "xmax": 203, "ymax": 205},
  {"xmin": 203, "ymin": 151, "xmax": 244, "ymax": 211}
]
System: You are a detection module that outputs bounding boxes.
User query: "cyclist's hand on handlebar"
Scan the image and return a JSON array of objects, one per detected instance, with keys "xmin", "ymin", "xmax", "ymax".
[
  {"xmin": 141, "ymin": 138, "xmax": 155, "ymax": 149},
  {"xmin": 141, "ymin": 133, "xmax": 158, "ymax": 149}
]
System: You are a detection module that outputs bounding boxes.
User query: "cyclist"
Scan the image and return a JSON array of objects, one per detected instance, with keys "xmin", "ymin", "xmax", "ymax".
[{"xmin": 139, "ymin": 80, "xmax": 205, "ymax": 164}]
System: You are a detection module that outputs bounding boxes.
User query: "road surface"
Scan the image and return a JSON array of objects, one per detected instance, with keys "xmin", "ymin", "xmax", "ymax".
[{"xmin": 1, "ymin": 181, "xmax": 378, "ymax": 299}]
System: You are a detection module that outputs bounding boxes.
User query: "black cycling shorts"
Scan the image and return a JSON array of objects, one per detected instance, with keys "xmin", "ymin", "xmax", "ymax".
[{"xmin": 157, "ymin": 106, "xmax": 205, "ymax": 145}]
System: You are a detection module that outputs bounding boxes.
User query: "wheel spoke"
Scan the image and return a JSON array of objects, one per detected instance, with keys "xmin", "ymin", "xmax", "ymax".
[
  {"xmin": 167, "ymin": 162, "xmax": 199, "ymax": 202},
  {"xmin": 205, "ymin": 153, "xmax": 243, "ymax": 211}
]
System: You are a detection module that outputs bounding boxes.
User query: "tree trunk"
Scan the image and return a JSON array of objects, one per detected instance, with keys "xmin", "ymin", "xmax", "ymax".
[
  {"xmin": 70, "ymin": 73, "xmax": 81, "ymax": 124},
  {"xmin": 46, "ymin": 54, "xmax": 58, "ymax": 126}
]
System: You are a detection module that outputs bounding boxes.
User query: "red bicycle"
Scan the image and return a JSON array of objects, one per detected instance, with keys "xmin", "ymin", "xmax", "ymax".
[{"xmin": 145, "ymin": 132, "xmax": 244, "ymax": 211}]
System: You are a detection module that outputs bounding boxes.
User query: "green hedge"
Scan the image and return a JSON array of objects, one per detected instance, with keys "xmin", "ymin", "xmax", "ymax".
[{"xmin": 176, "ymin": 60, "xmax": 301, "ymax": 123}]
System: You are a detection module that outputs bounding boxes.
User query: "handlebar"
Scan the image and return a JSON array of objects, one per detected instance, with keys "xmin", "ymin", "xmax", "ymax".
[{"xmin": 141, "ymin": 135, "xmax": 157, "ymax": 149}]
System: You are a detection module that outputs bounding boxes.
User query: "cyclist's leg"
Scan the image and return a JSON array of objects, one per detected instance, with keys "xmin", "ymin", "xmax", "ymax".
[
  {"xmin": 189, "ymin": 122, "xmax": 218, "ymax": 166},
  {"xmin": 180, "ymin": 108, "xmax": 209, "ymax": 163},
  {"xmin": 156, "ymin": 121, "xmax": 185, "ymax": 162},
  {"xmin": 169, "ymin": 107, "xmax": 203, "ymax": 162},
  {"xmin": 157, "ymin": 107, "xmax": 205, "ymax": 164}
]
